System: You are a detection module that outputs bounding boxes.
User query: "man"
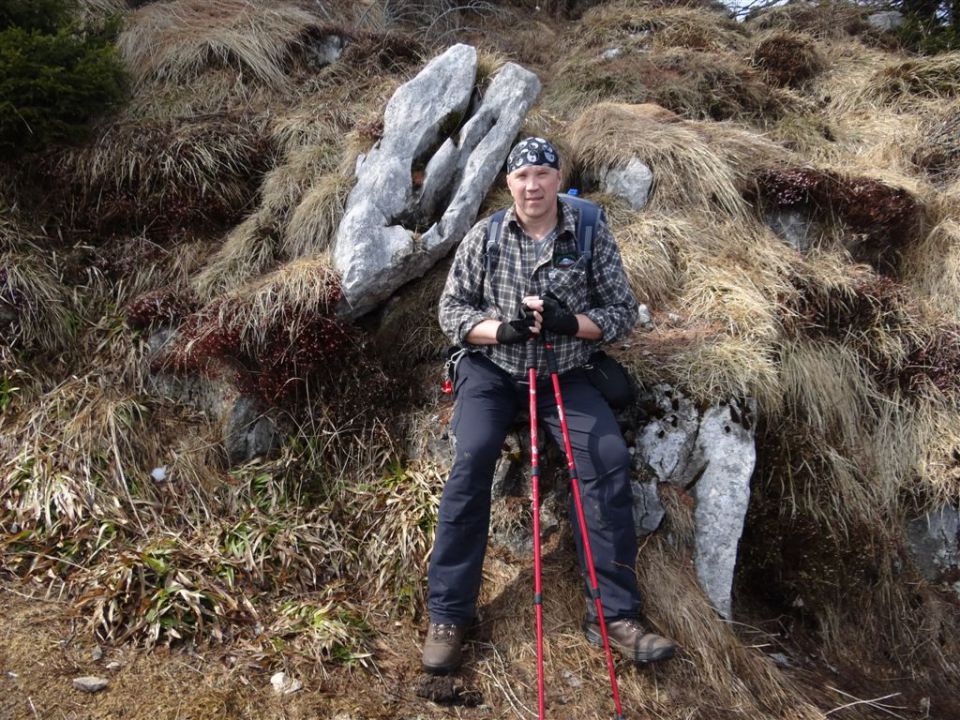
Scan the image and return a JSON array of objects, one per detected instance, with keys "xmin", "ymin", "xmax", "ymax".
[{"xmin": 423, "ymin": 137, "xmax": 677, "ymax": 674}]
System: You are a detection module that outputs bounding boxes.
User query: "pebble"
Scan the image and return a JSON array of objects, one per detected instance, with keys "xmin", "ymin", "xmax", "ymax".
[
  {"xmin": 105, "ymin": 661, "xmax": 121, "ymax": 672},
  {"xmin": 73, "ymin": 676, "xmax": 109, "ymax": 693},
  {"xmin": 270, "ymin": 671, "xmax": 303, "ymax": 695},
  {"xmin": 91, "ymin": 646, "xmax": 104, "ymax": 662}
]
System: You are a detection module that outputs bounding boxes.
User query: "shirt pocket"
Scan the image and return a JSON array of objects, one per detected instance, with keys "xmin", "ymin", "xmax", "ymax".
[{"xmin": 547, "ymin": 256, "xmax": 590, "ymax": 312}]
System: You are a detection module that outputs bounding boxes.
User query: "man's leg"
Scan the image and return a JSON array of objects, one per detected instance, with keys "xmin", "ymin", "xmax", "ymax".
[
  {"xmin": 537, "ymin": 369, "xmax": 640, "ymax": 620},
  {"xmin": 427, "ymin": 354, "xmax": 519, "ymax": 626},
  {"xmin": 538, "ymin": 369, "xmax": 676, "ymax": 663}
]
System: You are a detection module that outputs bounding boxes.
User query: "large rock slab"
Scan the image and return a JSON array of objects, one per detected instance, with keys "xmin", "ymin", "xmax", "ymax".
[
  {"xmin": 334, "ymin": 44, "xmax": 541, "ymax": 318},
  {"xmin": 689, "ymin": 399, "xmax": 756, "ymax": 619},
  {"xmin": 634, "ymin": 385, "xmax": 757, "ymax": 618}
]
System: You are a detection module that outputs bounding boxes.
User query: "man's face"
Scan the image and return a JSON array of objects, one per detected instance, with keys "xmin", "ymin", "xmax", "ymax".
[{"xmin": 506, "ymin": 164, "xmax": 562, "ymax": 226}]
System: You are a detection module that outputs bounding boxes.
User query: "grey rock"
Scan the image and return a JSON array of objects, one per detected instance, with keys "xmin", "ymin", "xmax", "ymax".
[
  {"xmin": 906, "ymin": 505, "xmax": 959, "ymax": 584},
  {"xmin": 868, "ymin": 11, "xmax": 904, "ymax": 31},
  {"xmin": 763, "ymin": 207, "xmax": 816, "ymax": 252},
  {"xmin": 223, "ymin": 396, "xmax": 278, "ymax": 465},
  {"xmin": 637, "ymin": 384, "xmax": 700, "ymax": 485},
  {"xmin": 632, "ymin": 477, "xmax": 665, "ymax": 535},
  {"xmin": 691, "ymin": 399, "xmax": 757, "ymax": 619},
  {"xmin": 601, "ymin": 47, "xmax": 623, "ymax": 61},
  {"xmin": 304, "ymin": 33, "xmax": 346, "ymax": 69},
  {"xmin": 91, "ymin": 645, "xmax": 103, "ymax": 662},
  {"xmin": 270, "ymin": 671, "xmax": 303, "ymax": 695},
  {"xmin": 105, "ymin": 661, "xmax": 121, "ymax": 672},
  {"xmin": 73, "ymin": 676, "xmax": 108, "ymax": 693},
  {"xmin": 334, "ymin": 44, "xmax": 541, "ymax": 318},
  {"xmin": 637, "ymin": 303, "xmax": 652, "ymax": 326},
  {"xmin": 634, "ymin": 385, "xmax": 757, "ymax": 617},
  {"xmin": 601, "ymin": 159, "xmax": 654, "ymax": 211}
]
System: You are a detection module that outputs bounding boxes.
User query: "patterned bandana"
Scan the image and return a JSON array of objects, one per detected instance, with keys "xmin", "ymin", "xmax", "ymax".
[{"xmin": 506, "ymin": 136, "xmax": 560, "ymax": 174}]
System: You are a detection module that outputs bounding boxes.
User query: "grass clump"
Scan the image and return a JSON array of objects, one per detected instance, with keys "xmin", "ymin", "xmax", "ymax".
[
  {"xmin": 867, "ymin": 52, "xmax": 960, "ymax": 107},
  {"xmin": 744, "ymin": 0, "xmax": 873, "ymax": 40},
  {"xmin": 549, "ymin": 46, "xmax": 791, "ymax": 123},
  {"xmin": 751, "ymin": 31, "xmax": 825, "ymax": 88},
  {"xmin": 117, "ymin": 0, "xmax": 322, "ymax": 86},
  {"xmin": 911, "ymin": 108, "xmax": 960, "ymax": 183}
]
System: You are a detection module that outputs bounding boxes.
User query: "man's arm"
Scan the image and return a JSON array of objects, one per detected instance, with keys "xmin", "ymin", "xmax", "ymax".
[{"xmin": 580, "ymin": 220, "xmax": 639, "ymax": 342}]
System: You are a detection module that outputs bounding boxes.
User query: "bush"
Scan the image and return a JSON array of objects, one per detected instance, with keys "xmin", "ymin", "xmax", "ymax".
[
  {"xmin": 0, "ymin": 0, "xmax": 72, "ymax": 33},
  {"xmin": 0, "ymin": 3, "xmax": 126, "ymax": 158}
]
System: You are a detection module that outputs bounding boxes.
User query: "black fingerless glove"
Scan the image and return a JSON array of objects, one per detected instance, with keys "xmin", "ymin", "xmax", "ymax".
[
  {"xmin": 496, "ymin": 314, "xmax": 535, "ymax": 344},
  {"xmin": 541, "ymin": 292, "xmax": 579, "ymax": 336}
]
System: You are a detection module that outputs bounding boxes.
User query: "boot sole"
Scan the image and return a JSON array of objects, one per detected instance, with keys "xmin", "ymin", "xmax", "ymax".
[
  {"xmin": 421, "ymin": 659, "xmax": 461, "ymax": 676},
  {"xmin": 583, "ymin": 624, "xmax": 676, "ymax": 664}
]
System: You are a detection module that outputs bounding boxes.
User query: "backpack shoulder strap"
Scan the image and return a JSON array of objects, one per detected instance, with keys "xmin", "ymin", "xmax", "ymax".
[
  {"xmin": 484, "ymin": 208, "xmax": 509, "ymax": 275},
  {"xmin": 557, "ymin": 194, "xmax": 603, "ymax": 269}
]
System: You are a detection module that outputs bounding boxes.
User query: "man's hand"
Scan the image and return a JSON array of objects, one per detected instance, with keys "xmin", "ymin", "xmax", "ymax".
[
  {"xmin": 496, "ymin": 310, "xmax": 539, "ymax": 344},
  {"xmin": 540, "ymin": 292, "xmax": 579, "ymax": 336}
]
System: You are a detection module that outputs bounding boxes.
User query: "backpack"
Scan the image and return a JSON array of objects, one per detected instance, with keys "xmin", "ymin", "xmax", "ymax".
[{"xmin": 483, "ymin": 192, "xmax": 604, "ymax": 279}]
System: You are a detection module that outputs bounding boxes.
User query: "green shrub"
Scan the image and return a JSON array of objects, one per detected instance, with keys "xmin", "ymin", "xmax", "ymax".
[
  {"xmin": 0, "ymin": 19, "xmax": 126, "ymax": 157},
  {"xmin": 0, "ymin": 0, "xmax": 73, "ymax": 33},
  {"xmin": 895, "ymin": 14, "xmax": 960, "ymax": 54}
]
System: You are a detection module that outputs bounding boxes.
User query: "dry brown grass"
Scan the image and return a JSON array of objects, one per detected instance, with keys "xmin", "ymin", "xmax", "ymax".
[
  {"xmin": 548, "ymin": 45, "xmax": 794, "ymax": 124},
  {"xmin": 118, "ymin": 0, "xmax": 322, "ymax": 86},
  {"xmin": 911, "ymin": 108, "xmax": 960, "ymax": 184},
  {"xmin": 744, "ymin": 1, "xmax": 873, "ymax": 40},
  {"xmin": 751, "ymin": 31, "xmax": 826, "ymax": 88},
  {"xmin": 192, "ymin": 215, "xmax": 280, "ymax": 301},
  {"xmin": 568, "ymin": 103, "xmax": 789, "ymax": 218},
  {"xmin": 579, "ymin": 3, "xmax": 750, "ymax": 53},
  {"xmin": 282, "ymin": 172, "xmax": 353, "ymax": 260},
  {"xmin": 845, "ymin": 52, "xmax": 960, "ymax": 113},
  {"xmin": 55, "ymin": 113, "xmax": 272, "ymax": 235},
  {"xmin": 900, "ymin": 214, "xmax": 960, "ymax": 322}
]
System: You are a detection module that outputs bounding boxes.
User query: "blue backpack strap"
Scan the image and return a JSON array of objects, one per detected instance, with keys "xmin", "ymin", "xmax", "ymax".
[
  {"xmin": 484, "ymin": 208, "xmax": 508, "ymax": 276},
  {"xmin": 558, "ymin": 193, "xmax": 603, "ymax": 272}
]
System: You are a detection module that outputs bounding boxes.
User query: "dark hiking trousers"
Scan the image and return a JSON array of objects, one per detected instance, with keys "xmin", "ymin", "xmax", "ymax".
[{"xmin": 427, "ymin": 352, "xmax": 641, "ymax": 626}]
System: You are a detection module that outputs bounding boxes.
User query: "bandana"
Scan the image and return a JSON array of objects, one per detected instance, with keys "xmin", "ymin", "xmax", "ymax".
[{"xmin": 506, "ymin": 136, "xmax": 560, "ymax": 174}]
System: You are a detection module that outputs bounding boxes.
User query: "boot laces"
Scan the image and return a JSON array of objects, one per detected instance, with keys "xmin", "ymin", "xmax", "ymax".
[{"xmin": 430, "ymin": 623, "xmax": 459, "ymax": 641}]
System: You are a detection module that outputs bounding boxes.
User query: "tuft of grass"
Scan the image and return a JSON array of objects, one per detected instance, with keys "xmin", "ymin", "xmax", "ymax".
[
  {"xmin": 117, "ymin": 0, "xmax": 322, "ymax": 86},
  {"xmin": 863, "ymin": 52, "xmax": 960, "ymax": 109},
  {"xmin": 547, "ymin": 46, "xmax": 792, "ymax": 123},
  {"xmin": 55, "ymin": 113, "xmax": 273, "ymax": 236},
  {"xmin": 0, "ymin": 249, "xmax": 75, "ymax": 360},
  {"xmin": 282, "ymin": 172, "xmax": 353, "ymax": 260},
  {"xmin": 751, "ymin": 31, "xmax": 826, "ymax": 88},
  {"xmin": 744, "ymin": 1, "xmax": 873, "ymax": 40},
  {"xmin": 578, "ymin": 3, "xmax": 750, "ymax": 54},
  {"xmin": 192, "ymin": 215, "xmax": 280, "ymax": 301},
  {"xmin": 779, "ymin": 338, "xmax": 882, "ymax": 449},
  {"xmin": 568, "ymin": 102, "xmax": 771, "ymax": 218},
  {"xmin": 911, "ymin": 108, "xmax": 960, "ymax": 184}
]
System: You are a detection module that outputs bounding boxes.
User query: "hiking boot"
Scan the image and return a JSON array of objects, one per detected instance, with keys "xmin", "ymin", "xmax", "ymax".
[
  {"xmin": 422, "ymin": 622, "xmax": 468, "ymax": 674},
  {"xmin": 583, "ymin": 617, "xmax": 677, "ymax": 664}
]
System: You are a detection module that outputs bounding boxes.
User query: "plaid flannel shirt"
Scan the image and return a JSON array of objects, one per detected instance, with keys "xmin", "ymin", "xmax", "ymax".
[{"xmin": 438, "ymin": 199, "xmax": 639, "ymax": 379}]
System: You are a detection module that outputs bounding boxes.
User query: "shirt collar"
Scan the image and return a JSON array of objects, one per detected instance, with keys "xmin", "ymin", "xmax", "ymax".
[{"xmin": 506, "ymin": 197, "xmax": 577, "ymax": 238}]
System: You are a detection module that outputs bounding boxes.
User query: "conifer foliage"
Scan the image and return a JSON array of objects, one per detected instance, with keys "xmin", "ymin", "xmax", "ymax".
[{"xmin": 0, "ymin": 0, "xmax": 126, "ymax": 158}]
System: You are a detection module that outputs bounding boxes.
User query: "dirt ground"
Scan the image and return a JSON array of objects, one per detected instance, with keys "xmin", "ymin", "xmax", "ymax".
[{"xmin": 0, "ymin": 581, "xmax": 466, "ymax": 720}]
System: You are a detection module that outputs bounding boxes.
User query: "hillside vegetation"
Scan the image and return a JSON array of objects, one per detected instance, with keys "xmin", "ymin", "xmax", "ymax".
[{"xmin": 1, "ymin": 1, "xmax": 959, "ymax": 718}]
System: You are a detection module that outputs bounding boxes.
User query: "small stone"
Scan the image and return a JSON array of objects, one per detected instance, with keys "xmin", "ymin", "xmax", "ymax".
[
  {"xmin": 150, "ymin": 466, "xmax": 167, "ymax": 482},
  {"xmin": 105, "ymin": 661, "xmax": 121, "ymax": 672},
  {"xmin": 5, "ymin": 671, "xmax": 17, "ymax": 679},
  {"xmin": 270, "ymin": 671, "xmax": 303, "ymax": 695},
  {"xmin": 73, "ymin": 676, "xmax": 108, "ymax": 693},
  {"xmin": 91, "ymin": 645, "xmax": 103, "ymax": 662},
  {"xmin": 601, "ymin": 47, "xmax": 622, "ymax": 61},
  {"xmin": 562, "ymin": 669, "xmax": 583, "ymax": 688},
  {"xmin": 770, "ymin": 652, "xmax": 792, "ymax": 668}
]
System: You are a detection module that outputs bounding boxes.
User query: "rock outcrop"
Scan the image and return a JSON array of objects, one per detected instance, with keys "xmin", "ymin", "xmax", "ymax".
[{"xmin": 334, "ymin": 44, "xmax": 541, "ymax": 318}]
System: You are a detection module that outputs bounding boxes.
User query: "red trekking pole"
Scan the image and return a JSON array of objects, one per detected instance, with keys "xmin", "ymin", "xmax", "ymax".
[
  {"xmin": 543, "ymin": 336, "xmax": 625, "ymax": 720},
  {"xmin": 526, "ymin": 338, "xmax": 547, "ymax": 720}
]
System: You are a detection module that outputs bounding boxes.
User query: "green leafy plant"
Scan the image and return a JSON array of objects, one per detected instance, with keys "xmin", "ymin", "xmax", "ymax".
[{"xmin": 0, "ymin": 0, "xmax": 126, "ymax": 157}]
